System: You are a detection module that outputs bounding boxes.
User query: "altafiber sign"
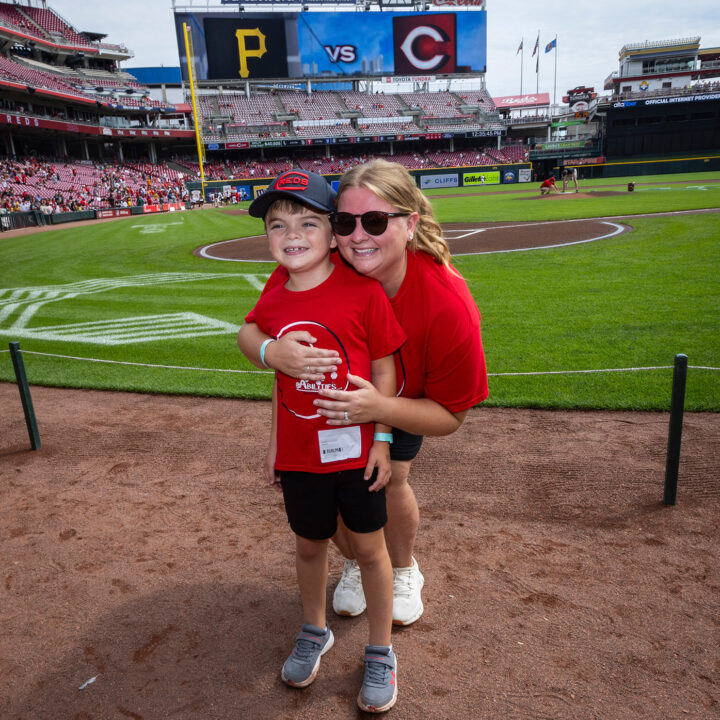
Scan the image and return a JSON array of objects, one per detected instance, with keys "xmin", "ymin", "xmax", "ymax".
[{"xmin": 175, "ymin": 10, "xmax": 487, "ymax": 81}]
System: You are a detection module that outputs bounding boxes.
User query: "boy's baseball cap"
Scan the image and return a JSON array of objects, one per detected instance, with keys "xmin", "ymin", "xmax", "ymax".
[{"xmin": 248, "ymin": 169, "xmax": 336, "ymax": 219}]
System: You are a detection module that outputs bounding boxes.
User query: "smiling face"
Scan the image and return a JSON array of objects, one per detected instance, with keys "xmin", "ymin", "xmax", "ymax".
[
  {"xmin": 333, "ymin": 186, "xmax": 418, "ymax": 297},
  {"xmin": 265, "ymin": 200, "xmax": 335, "ymax": 290}
]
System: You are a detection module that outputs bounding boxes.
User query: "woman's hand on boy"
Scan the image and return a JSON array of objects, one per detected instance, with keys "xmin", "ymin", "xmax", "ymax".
[
  {"xmin": 316, "ymin": 373, "xmax": 385, "ymax": 426},
  {"xmin": 268, "ymin": 330, "xmax": 341, "ymax": 380}
]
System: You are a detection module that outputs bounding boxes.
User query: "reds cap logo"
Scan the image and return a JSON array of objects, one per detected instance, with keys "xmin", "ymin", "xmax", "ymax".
[{"xmin": 275, "ymin": 171, "xmax": 309, "ymax": 191}]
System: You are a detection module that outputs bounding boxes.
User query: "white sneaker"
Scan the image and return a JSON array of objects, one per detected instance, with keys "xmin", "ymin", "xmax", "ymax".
[
  {"xmin": 333, "ymin": 558, "xmax": 367, "ymax": 617},
  {"xmin": 392, "ymin": 557, "xmax": 424, "ymax": 626}
]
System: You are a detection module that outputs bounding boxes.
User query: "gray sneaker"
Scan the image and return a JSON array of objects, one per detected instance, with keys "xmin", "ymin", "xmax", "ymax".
[
  {"xmin": 281, "ymin": 623, "xmax": 334, "ymax": 688},
  {"xmin": 357, "ymin": 645, "xmax": 398, "ymax": 713}
]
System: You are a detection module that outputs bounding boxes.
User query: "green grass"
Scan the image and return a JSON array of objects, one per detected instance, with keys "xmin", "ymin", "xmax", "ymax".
[{"xmin": 1, "ymin": 173, "xmax": 719, "ymax": 410}]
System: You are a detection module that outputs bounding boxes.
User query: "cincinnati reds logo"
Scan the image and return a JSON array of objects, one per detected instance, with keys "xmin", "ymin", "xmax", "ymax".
[
  {"xmin": 399, "ymin": 24, "xmax": 451, "ymax": 71},
  {"xmin": 275, "ymin": 171, "xmax": 309, "ymax": 191}
]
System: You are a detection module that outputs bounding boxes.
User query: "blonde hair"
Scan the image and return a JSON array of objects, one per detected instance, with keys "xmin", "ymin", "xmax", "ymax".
[{"xmin": 337, "ymin": 158, "xmax": 451, "ymax": 267}]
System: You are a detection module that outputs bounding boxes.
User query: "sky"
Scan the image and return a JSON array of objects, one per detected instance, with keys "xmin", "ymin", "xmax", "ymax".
[{"xmin": 47, "ymin": 0, "xmax": 720, "ymax": 101}]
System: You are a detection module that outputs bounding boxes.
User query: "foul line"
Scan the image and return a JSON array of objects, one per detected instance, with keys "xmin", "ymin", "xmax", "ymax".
[{"xmin": 1, "ymin": 349, "xmax": 718, "ymax": 376}]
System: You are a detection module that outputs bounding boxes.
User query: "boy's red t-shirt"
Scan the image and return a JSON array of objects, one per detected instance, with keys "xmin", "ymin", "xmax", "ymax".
[{"xmin": 246, "ymin": 260, "xmax": 406, "ymax": 473}]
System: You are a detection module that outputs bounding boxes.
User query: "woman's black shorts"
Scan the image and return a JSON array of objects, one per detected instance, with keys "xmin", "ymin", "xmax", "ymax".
[
  {"xmin": 280, "ymin": 467, "xmax": 386, "ymax": 540},
  {"xmin": 390, "ymin": 428, "xmax": 424, "ymax": 462}
]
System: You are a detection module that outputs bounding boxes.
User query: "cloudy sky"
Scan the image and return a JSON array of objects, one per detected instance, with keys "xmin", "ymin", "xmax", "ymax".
[{"xmin": 49, "ymin": 0, "xmax": 720, "ymax": 100}]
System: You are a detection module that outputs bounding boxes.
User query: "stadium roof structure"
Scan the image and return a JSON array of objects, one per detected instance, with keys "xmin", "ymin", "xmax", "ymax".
[
  {"xmin": 619, "ymin": 37, "xmax": 701, "ymax": 60},
  {"xmin": 171, "ymin": 0, "xmax": 486, "ymax": 11}
]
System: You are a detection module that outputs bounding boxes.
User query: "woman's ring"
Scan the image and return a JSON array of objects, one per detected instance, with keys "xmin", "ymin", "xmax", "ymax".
[{"xmin": 344, "ymin": 411, "xmax": 349, "ymax": 421}]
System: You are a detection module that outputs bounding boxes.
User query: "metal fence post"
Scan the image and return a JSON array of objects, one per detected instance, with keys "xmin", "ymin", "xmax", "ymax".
[
  {"xmin": 9, "ymin": 341, "xmax": 41, "ymax": 451},
  {"xmin": 663, "ymin": 353, "xmax": 687, "ymax": 506}
]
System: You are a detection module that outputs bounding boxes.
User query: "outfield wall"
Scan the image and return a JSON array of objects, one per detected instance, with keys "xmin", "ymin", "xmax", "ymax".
[{"xmin": 187, "ymin": 163, "xmax": 533, "ymax": 202}]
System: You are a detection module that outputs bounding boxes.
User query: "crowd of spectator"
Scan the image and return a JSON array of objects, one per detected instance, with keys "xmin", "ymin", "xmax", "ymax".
[
  {"xmin": 174, "ymin": 144, "xmax": 528, "ymax": 181},
  {"xmin": 0, "ymin": 143, "xmax": 529, "ymax": 214},
  {"xmin": 0, "ymin": 157, "xmax": 188, "ymax": 213}
]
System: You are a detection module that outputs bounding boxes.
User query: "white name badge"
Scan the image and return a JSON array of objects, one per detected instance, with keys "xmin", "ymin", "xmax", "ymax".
[{"xmin": 318, "ymin": 426, "xmax": 362, "ymax": 464}]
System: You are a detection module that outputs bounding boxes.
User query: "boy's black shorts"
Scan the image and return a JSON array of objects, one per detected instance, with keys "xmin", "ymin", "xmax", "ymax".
[
  {"xmin": 279, "ymin": 467, "xmax": 386, "ymax": 540},
  {"xmin": 390, "ymin": 428, "xmax": 424, "ymax": 462}
]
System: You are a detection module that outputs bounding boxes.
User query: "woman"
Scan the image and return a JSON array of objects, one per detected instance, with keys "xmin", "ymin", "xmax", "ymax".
[{"xmin": 238, "ymin": 158, "xmax": 488, "ymax": 626}]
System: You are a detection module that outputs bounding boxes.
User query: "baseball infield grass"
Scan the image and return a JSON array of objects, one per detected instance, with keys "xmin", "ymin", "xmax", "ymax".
[{"xmin": 1, "ymin": 174, "xmax": 718, "ymax": 411}]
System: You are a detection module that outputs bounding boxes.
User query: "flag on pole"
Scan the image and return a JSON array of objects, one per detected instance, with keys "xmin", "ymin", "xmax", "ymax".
[
  {"xmin": 532, "ymin": 34, "xmax": 539, "ymax": 57},
  {"xmin": 545, "ymin": 38, "xmax": 557, "ymax": 53},
  {"xmin": 517, "ymin": 39, "xmax": 523, "ymax": 55}
]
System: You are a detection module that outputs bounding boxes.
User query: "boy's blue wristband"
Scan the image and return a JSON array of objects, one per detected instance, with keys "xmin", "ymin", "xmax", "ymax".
[
  {"xmin": 259, "ymin": 338, "xmax": 275, "ymax": 368},
  {"xmin": 374, "ymin": 432, "xmax": 393, "ymax": 444}
]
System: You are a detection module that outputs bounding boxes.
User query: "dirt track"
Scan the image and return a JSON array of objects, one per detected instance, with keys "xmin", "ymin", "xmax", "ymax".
[{"xmin": 2, "ymin": 383, "xmax": 719, "ymax": 719}]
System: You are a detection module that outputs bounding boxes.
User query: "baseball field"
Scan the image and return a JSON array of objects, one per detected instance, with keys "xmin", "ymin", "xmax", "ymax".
[
  {"xmin": 1, "ymin": 171, "xmax": 719, "ymax": 410},
  {"xmin": 2, "ymin": 171, "xmax": 719, "ymax": 720}
]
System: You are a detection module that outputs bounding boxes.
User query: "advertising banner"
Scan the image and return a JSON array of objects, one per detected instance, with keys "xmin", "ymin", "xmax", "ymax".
[
  {"xmin": 493, "ymin": 93, "xmax": 550, "ymax": 108},
  {"xmin": 612, "ymin": 92, "xmax": 720, "ymax": 109},
  {"xmin": 519, "ymin": 168, "xmax": 533, "ymax": 183},
  {"xmin": 142, "ymin": 203, "xmax": 186, "ymax": 214},
  {"xmin": 463, "ymin": 171, "xmax": 499, "ymax": 186},
  {"xmin": 253, "ymin": 184, "xmax": 270, "ymax": 199},
  {"xmin": 502, "ymin": 170, "xmax": 517, "ymax": 184},
  {"xmin": 420, "ymin": 173, "xmax": 459, "ymax": 189},
  {"xmin": 175, "ymin": 10, "xmax": 486, "ymax": 81},
  {"xmin": 96, "ymin": 208, "xmax": 132, "ymax": 219}
]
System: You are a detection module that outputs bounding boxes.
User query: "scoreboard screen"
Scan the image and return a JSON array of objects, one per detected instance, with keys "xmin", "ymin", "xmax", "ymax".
[{"xmin": 175, "ymin": 10, "xmax": 487, "ymax": 81}]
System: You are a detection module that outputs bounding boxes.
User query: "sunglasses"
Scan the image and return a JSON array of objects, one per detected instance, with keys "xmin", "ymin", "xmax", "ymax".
[{"xmin": 329, "ymin": 210, "xmax": 410, "ymax": 236}]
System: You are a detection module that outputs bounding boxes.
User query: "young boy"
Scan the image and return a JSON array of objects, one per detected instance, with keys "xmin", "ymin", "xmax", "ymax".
[{"xmin": 244, "ymin": 169, "xmax": 406, "ymax": 713}]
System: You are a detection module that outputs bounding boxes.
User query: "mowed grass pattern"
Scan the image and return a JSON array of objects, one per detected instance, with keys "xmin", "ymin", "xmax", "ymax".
[{"xmin": 1, "ymin": 172, "xmax": 719, "ymax": 410}]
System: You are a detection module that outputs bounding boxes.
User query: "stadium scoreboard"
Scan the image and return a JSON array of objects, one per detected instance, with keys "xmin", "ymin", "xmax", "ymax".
[{"xmin": 174, "ymin": 6, "xmax": 486, "ymax": 82}]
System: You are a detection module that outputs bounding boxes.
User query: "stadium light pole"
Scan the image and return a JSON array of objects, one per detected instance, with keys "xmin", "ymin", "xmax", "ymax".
[{"xmin": 183, "ymin": 22, "xmax": 206, "ymax": 197}]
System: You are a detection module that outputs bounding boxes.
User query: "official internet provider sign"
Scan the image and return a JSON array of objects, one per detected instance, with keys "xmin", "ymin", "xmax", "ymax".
[
  {"xmin": 420, "ymin": 174, "xmax": 459, "ymax": 189},
  {"xmin": 174, "ymin": 10, "xmax": 486, "ymax": 81}
]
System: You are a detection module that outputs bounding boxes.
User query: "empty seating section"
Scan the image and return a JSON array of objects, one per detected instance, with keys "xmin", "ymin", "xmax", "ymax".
[
  {"xmin": 455, "ymin": 89, "xmax": 496, "ymax": 112},
  {"xmin": 22, "ymin": 6, "xmax": 90, "ymax": 47},
  {"xmin": 357, "ymin": 120, "xmax": 416, "ymax": 135},
  {"xmin": 295, "ymin": 156, "xmax": 365, "ymax": 174},
  {"xmin": 401, "ymin": 92, "xmax": 467, "ymax": 117},
  {"xmin": 0, "ymin": 55, "xmax": 85, "ymax": 96},
  {"xmin": 0, "ymin": 56, "xmax": 158, "ymax": 106},
  {"xmin": 338, "ymin": 91, "xmax": 406, "ymax": 118},
  {"xmin": 215, "ymin": 93, "xmax": 280, "ymax": 124},
  {"xmin": 0, "ymin": 3, "xmax": 36, "ymax": 34},
  {"xmin": 294, "ymin": 123, "xmax": 354, "ymax": 137},
  {"xmin": 277, "ymin": 91, "xmax": 344, "ymax": 120},
  {"xmin": 181, "ymin": 91, "xmax": 505, "ymax": 139}
]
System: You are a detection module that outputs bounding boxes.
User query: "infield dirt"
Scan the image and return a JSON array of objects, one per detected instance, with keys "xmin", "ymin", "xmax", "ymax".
[{"xmin": 2, "ymin": 383, "xmax": 718, "ymax": 719}]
